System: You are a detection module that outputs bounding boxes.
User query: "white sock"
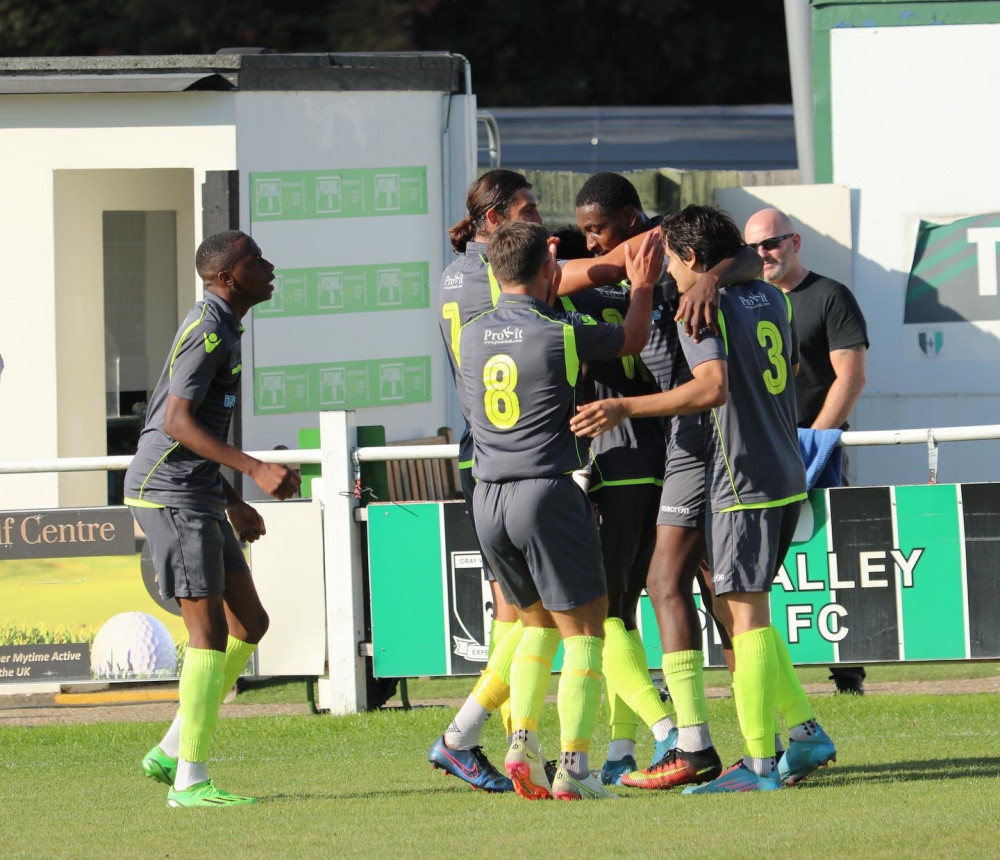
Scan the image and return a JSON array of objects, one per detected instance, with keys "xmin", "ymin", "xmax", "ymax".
[
  {"xmin": 173, "ymin": 759, "xmax": 208, "ymax": 791},
  {"xmin": 676, "ymin": 723, "xmax": 712, "ymax": 752},
  {"xmin": 159, "ymin": 713, "xmax": 182, "ymax": 758},
  {"xmin": 789, "ymin": 718, "xmax": 819, "ymax": 742},
  {"xmin": 606, "ymin": 739, "xmax": 635, "ymax": 761},
  {"xmin": 444, "ymin": 698, "xmax": 490, "ymax": 750},
  {"xmin": 743, "ymin": 755, "xmax": 776, "ymax": 777},
  {"xmin": 651, "ymin": 716, "xmax": 677, "ymax": 743},
  {"xmin": 558, "ymin": 750, "xmax": 589, "ymax": 779}
]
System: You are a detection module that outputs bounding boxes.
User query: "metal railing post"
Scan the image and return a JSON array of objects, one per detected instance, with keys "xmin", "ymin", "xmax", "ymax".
[{"xmin": 315, "ymin": 409, "xmax": 368, "ymax": 714}]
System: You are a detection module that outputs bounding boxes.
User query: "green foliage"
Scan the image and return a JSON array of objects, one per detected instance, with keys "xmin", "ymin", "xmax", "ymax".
[{"xmin": 0, "ymin": 0, "xmax": 790, "ymax": 106}]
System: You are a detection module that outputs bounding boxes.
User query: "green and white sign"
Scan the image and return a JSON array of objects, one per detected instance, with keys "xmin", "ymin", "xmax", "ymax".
[
  {"xmin": 250, "ymin": 167, "xmax": 428, "ymax": 222},
  {"xmin": 367, "ymin": 483, "xmax": 1000, "ymax": 676},
  {"xmin": 254, "ymin": 262, "xmax": 429, "ymax": 319},
  {"xmin": 254, "ymin": 356, "xmax": 431, "ymax": 414},
  {"xmin": 905, "ymin": 212, "xmax": 1000, "ymax": 324}
]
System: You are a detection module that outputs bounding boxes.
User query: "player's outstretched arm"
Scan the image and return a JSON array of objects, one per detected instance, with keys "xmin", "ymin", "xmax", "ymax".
[
  {"xmin": 676, "ymin": 245, "xmax": 762, "ymax": 340},
  {"xmin": 570, "ymin": 359, "xmax": 728, "ymax": 438},
  {"xmin": 557, "ymin": 226, "xmax": 662, "ymax": 295},
  {"xmin": 164, "ymin": 394, "xmax": 301, "ymax": 500}
]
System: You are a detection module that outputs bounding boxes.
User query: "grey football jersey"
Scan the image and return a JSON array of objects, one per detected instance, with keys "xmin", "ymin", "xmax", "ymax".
[
  {"xmin": 459, "ymin": 294, "xmax": 625, "ymax": 482},
  {"xmin": 438, "ymin": 241, "xmax": 501, "ymax": 467},
  {"xmin": 678, "ymin": 281, "xmax": 806, "ymax": 512},
  {"xmin": 124, "ymin": 292, "xmax": 243, "ymax": 514}
]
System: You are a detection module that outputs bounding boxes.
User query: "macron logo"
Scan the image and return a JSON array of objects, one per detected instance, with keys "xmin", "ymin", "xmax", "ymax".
[
  {"xmin": 443, "ymin": 273, "xmax": 463, "ymax": 290},
  {"xmin": 484, "ymin": 326, "xmax": 523, "ymax": 345}
]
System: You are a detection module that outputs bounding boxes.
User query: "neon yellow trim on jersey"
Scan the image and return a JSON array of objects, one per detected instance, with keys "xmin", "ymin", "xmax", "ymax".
[
  {"xmin": 711, "ymin": 407, "xmax": 741, "ymax": 506},
  {"xmin": 716, "ymin": 308, "xmax": 729, "ymax": 354},
  {"xmin": 783, "ymin": 291, "xmax": 793, "ymax": 322},
  {"xmin": 479, "ymin": 255, "xmax": 502, "ymax": 305},
  {"xmin": 136, "ymin": 442, "xmax": 180, "ymax": 502},
  {"xmin": 717, "ymin": 493, "xmax": 808, "ymax": 513},
  {"xmin": 169, "ymin": 304, "xmax": 209, "ymax": 379},
  {"xmin": 123, "ymin": 496, "xmax": 165, "ymax": 509},
  {"xmin": 559, "ymin": 295, "xmax": 577, "ymax": 313},
  {"xmin": 458, "ymin": 459, "xmax": 474, "ymax": 470},
  {"xmin": 563, "ymin": 324, "xmax": 579, "ymax": 387},
  {"xmin": 588, "ymin": 476, "xmax": 664, "ymax": 492}
]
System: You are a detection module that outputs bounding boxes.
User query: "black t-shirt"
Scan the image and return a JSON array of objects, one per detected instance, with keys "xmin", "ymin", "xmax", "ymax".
[{"xmin": 787, "ymin": 271, "xmax": 869, "ymax": 428}]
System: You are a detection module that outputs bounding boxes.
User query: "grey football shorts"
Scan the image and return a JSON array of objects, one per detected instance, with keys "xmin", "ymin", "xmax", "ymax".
[
  {"xmin": 657, "ymin": 412, "xmax": 706, "ymax": 529},
  {"xmin": 460, "ymin": 466, "xmax": 496, "ymax": 583},
  {"xmin": 132, "ymin": 505, "xmax": 250, "ymax": 600},
  {"xmin": 591, "ymin": 482, "xmax": 660, "ymax": 595},
  {"xmin": 473, "ymin": 476, "xmax": 607, "ymax": 611},
  {"xmin": 706, "ymin": 502, "xmax": 800, "ymax": 596}
]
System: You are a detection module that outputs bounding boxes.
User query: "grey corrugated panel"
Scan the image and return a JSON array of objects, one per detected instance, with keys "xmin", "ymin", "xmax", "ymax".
[{"xmin": 478, "ymin": 105, "xmax": 797, "ymax": 172}]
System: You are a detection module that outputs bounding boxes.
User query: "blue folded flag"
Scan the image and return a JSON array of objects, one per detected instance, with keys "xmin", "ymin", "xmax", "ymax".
[{"xmin": 797, "ymin": 428, "xmax": 844, "ymax": 490}]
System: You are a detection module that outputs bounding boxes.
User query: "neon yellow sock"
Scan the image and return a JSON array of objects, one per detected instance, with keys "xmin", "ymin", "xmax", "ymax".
[
  {"xmin": 219, "ymin": 636, "xmax": 257, "ymax": 705},
  {"xmin": 509, "ymin": 627, "xmax": 560, "ymax": 733},
  {"xmin": 558, "ymin": 635, "xmax": 604, "ymax": 754},
  {"xmin": 178, "ymin": 647, "xmax": 226, "ymax": 763},
  {"xmin": 602, "ymin": 618, "xmax": 670, "ymax": 731},
  {"xmin": 490, "ymin": 619, "xmax": 518, "ymax": 737},
  {"xmin": 732, "ymin": 628, "xmax": 778, "ymax": 759},
  {"xmin": 770, "ymin": 625, "xmax": 814, "ymax": 727},
  {"xmin": 471, "ymin": 620, "xmax": 522, "ymax": 712},
  {"xmin": 662, "ymin": 649, "xmax": 708, "ymax": 727},
  {"xmin": 603, "ymin": 622, "xmax": 639, "ymax": 742}
]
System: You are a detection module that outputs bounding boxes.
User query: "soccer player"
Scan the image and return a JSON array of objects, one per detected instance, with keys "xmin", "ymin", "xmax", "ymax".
[
  {"xmin": 429, "ymin": 170, "xmax": 720, "ymax": 791},
  {"xmin": 572, "ymin": 205, "xmax": 836, "ymax": 793},
  {"xmin": 572, "ymin": 173, "xmax": 760, "ymax": 785},
  {"xmin": 126, "ymin": 231, "xmax": 300, "ymax": 807},
  {"xmin": 460, "ymin": 220, "xmax": 661, "ymax": 800}
]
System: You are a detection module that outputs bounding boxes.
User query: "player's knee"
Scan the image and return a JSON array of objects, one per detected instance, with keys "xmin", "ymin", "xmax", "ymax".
[{"xmin": 243, "ymin": 608, "xmax": 269, "ymax": 644}]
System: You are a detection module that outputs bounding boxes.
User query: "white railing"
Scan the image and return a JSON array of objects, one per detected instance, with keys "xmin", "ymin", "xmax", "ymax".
[{"xmin": 2, "ymin": 415, "xmax": 1000, "ymax": 712}]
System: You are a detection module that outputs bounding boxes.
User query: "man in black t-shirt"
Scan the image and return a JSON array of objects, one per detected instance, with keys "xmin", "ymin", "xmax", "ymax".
[
  {"xmin": 744, "ymin": 209, "xmax": 869, "ymax": 432},
  {"xmin": 745, "ymin": 208, "xmax": 870, "ymax": 694}
]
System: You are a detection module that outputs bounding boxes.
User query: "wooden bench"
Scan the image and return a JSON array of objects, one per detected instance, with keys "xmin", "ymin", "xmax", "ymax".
[{"xmin": 384, "ymin": 426, "xmax": 462, "ymax": 503}]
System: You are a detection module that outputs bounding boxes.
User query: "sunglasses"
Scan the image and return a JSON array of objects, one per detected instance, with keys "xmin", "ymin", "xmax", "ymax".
[{"xmin": 747, "ymin": 233, "xmax": 794, "ymax": 252}]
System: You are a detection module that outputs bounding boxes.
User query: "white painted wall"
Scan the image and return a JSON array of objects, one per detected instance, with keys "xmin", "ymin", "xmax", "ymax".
[
  {"xmin": 235, "ymin": 91, "xmax": 477, "ymax": 493},
  {"xmin": 0, "ymin": 93, "xmax": 236, "ymax": 507},
  {"xmin": 829, "ymin": 23, "xmax": 1000, "ymax": 485}
]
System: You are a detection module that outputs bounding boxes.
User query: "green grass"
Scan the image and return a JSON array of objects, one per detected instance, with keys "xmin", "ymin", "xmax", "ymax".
[
  {"xmin": 3, "ymin": 684, "xmax": 999, "ymax": 857},
  {"xmin": 233, "ymin": 659, "xmax": 1000, "ymax": 706}
]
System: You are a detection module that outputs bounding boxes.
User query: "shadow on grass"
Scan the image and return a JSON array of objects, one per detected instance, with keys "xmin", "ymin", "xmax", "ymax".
[{"xmin": 790, "ymin": 757, "xmax": 997, "ymax": 786}]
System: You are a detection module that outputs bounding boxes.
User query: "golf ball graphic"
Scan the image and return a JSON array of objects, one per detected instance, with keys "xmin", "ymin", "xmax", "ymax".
[{"xmin": 91, "ymin": 611, "xmax": 177, "ymax": 679}]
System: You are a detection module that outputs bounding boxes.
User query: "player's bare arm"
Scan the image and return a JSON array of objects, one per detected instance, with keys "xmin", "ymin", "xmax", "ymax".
[
  {"xmin": 557, "ymin": 225, "xmax": 662, "ymax": 294},
  {"xmin": 616, "ymin": 232, "xmax": 662, "ymax": 356},
  {"xmin": 222, "ymin": 476, "xmax": 266, "ymax": 542},
  {"xmin": 676, "ymin": 245, "xmax": 762, "ymax": 340},
  {"xmin": 163, "ymin": 394, "xmax": 300, "ymax": 500},
  {"xmin": 811, "ymin": 345, "xmax": 866, "ymax": 429},
  {"xmin": 570, "ymin": 359, "xmax": 727, "ymax": 438}
]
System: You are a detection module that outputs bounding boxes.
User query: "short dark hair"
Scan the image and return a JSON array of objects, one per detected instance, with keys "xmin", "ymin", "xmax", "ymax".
[
  {"xmin": 575, "ymin": 172, "xmax": 642, "ymax": 212},
  {"xmin": 661, "ymin": 205, "xmax": 744, "ymax": 272},
  {"xmin": 551, "ymin": 225, "xmax": 590, "ymax": 260},
  {"xmin": 448, "ymin": 169, "xmax": 532, "ymax": 253},
  {"xmin": 486, "ymin": 222, "xmax": 550, "ymax": 287},
  {"xmin": 196, "ymin": 231, "xmax": 249, "ymax": 282}
]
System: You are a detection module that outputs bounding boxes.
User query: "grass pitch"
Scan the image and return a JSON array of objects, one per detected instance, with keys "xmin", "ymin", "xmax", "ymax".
[{"xmin": 3, "ymin": 675, "xmax": 999, "ymax": 858}]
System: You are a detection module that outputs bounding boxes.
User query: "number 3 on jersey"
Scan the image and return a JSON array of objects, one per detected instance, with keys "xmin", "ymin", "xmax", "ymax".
[
  {"xmin": 483, "ymin": 354, "xmax": 520, "ymax": 429},
  {"xmin": 757, "ymin": 320, "xmax": 787, "ymax": 395}
]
